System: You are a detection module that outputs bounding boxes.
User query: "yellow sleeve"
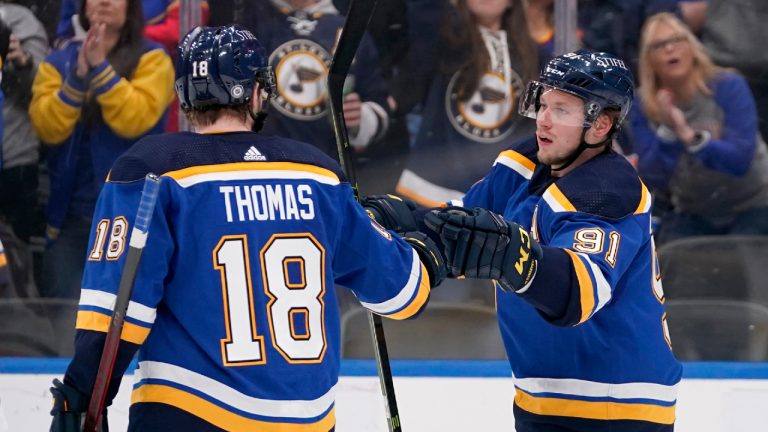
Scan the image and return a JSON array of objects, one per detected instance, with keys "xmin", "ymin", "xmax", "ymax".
[
  {"xmin": 93, "ymin": 48, "xmax": 175, "ymax": 138},
  {"xmin": 29, "ymin": 62, "xmax": 85, "ymax": 145}
]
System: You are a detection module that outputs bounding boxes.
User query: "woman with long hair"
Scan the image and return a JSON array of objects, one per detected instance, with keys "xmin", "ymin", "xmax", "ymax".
[
  {"xmin": 630, "ymin": 12, "xmax": 768, "ymax": 242},
  {"xmin": 30, "ymin": 0, "xmax": 174, "ymax": 298},
  {"xmin": 393, "ymin": 0, "xmax": 539, "ymax": 207}
]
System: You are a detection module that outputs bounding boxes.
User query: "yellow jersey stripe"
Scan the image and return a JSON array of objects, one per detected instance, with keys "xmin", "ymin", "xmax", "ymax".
[
  {"xmin": 0, "ymin": 253, "xmax": 6, "ymax": 267},
  {"xmin": 497, "ymin": 149, "xmax": 536, "ymax": 172},
  {"xmin": 163, "ymin": 162, "xmax": 340, "ymax": 185},
  {"xmin": 131, "ymin": 384, "xmax": 336, "ymax": 432},
  {"xmin": 564, "ymin": 249, "xmax": 595, "ymax": 324},
  {"xmin": 634, "ymin": 183, "xmax": 652, "ymax": 215},
  {"xmin": 543, "ymin": 184, "xmax": 577, "ymax": 213},
  {"xmin": 515, "ymin": 390, "xmax": 676, "ymax": 424},
  {"xmin": 75, "ymin": 310, "xmax": 151, "ymax": 344},
  {"xmin": 385, "ymin": 263, "xmax": 431, "ymax": 320}
]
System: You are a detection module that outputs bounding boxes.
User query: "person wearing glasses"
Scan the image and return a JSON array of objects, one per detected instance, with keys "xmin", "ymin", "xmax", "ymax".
[{"xmin": 630, "ymin": 12, "xmax": 768, "ymax": 243}]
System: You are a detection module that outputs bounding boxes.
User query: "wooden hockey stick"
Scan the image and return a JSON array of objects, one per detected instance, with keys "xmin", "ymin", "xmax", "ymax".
[
  {"xmin": 83, "ymin": 174, "xmax": 162, "ymax": 432},
  {"xmin": 327, "ymin": 1, "xmax": 402, "ymax": 431}
]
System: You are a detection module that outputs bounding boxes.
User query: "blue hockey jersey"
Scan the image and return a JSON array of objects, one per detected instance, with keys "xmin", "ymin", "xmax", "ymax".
[
  {"xmin": 64, "ymin": 131, "xmax": 431, "ymax": 431},
  {"xmin": 459, "ymin": 138, "xmax": 682, "ymax": 425}
]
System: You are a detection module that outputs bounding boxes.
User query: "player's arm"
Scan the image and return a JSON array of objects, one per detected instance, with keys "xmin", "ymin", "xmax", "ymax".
[
  {"xmin": 50, "ymin": 175, "xmax": 173, "ymax": 429},
  {"xmin": 335, "ymin": 190, "xmax": 445, "ymax": 320},
  {"xmin": 425, "ymin": 203, "xmax": 644, "ymax": 327},
  {"xmin": 462, "ymin": 141, "xmax": 538, "ymax": 213},
  {"xmin": 515, "ymin": 208, "xmax": 644, "ymax": 326}
]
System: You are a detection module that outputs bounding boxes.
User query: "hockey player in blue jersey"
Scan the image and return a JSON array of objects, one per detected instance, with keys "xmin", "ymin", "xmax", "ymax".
[
  {"xmin": 366, "ymin": 50, "xmax": 682, "ymax": 431},
  {"xmin": 48, "ymin": 25, "xmax": 445, "ymax": 432}
]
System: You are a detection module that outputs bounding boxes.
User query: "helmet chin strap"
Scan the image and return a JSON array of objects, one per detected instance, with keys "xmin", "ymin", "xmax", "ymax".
[{"xmin": 550, "ymin": 128, "xmax": 611, "ymax": 172}]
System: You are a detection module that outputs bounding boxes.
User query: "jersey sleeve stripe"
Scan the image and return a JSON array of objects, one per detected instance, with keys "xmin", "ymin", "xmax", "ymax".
[
  {"xmin": 163, "ymin": 162, "xmax": 340, "ymax": 187},
  {"xmin": 543, "ymin": 184, "xmax": 577, "ymax": 213},
  {"xmin": 514, "ymin": 389, "xmax": 676, "ymax": 424},
  {"xmin": 79, "ymin": 288, "xmax": 157, "ymax": 324},
  {"xmin": 385, "ymin": 263, "xmax": 431, "ymax": 320},
  {"xmin": 133, "ymin": 361, "xmax": 336, "ymax": 418},
  {"xmin": 564, "ymin": 249, "xmax": 596, "ymax": 324},
  {"xmin": 495, "ymin": 150, "xmax": 535, "ymax": 179},
  {"xmin": 132, "ymin": 384, "xmax": 336, "ymax": 431},
  {"xmin": 75, "ymin": 311, "xmax": 151, "ymax": 344},
  {"xmin": 359, "ymin": 250, "xmax": 429, "ymax": 318},
  {"xmin": 0, "ymin": 253, "xmax": 6, "ymax": 267},
  {"xmin": 576, "ymin": 252, "xmax": 613, "ymax": 316},
  {"xmin": 396, "ymin": 169, "xmax": 465, "ymax": 207},
  {"xmin": 634, "ymin": 182, "xmax": 652, "ymax": 214}
]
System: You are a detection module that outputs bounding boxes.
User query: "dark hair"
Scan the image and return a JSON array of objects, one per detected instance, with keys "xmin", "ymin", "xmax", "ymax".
[
  {"xmin": 440, "ymin": 0, "xmax": 539, "ymax": 101},
  {"xmin": 79, "ymin": 0, "xmax": 145, "ymax": 125}
]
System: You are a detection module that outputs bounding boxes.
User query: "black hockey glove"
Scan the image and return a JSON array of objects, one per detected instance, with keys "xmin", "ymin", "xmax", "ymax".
[
  {"xmin": 424, "ymin": 207, "xmax": 542, "ymax": 292},
  {"xmin": 401, "ymin": 231, "xmax": 447, "ymax": 288},
  {"xmin": 50, "ymin": 378, "xmax": 109, "ymax": 432},
  {"xmin": 361, "ymin": 194, "xmax": 419, "ymax": 233}
]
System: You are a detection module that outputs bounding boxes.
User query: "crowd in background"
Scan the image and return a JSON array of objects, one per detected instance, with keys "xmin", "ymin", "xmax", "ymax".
[{"xmin": 0, "ymin": 0, "xmax": 766, "ymax": 326}]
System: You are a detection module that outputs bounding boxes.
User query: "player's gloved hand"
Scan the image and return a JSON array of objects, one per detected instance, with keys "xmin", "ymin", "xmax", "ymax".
[
  {"xmin": 424, "ymin": 206, "xmax": 542, "ymax": 292},
  {"xmin": 401, "ymin": 231, "xmax": 447, "ymax": 288},
  {"xmin": 361, "ymin": 194, "xmax": 418, "ymax": 233},
  {"xmin": 50, "ymin": 378, "xmax": 109, "ymax": 432}
]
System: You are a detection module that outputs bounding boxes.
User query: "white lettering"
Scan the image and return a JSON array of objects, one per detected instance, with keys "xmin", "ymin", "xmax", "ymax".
[
  {"xmin": 222, "ymin": 184, "xmax": 316, "ymax": 222},
  {"xmin": 220, "ymin": 186, "xmax": 235, "ymax": 222},
  {"xmin": 266, "ymin": 185, "xmax": 285, "ymax": 220},
  {"xmin": 298, "ymin": 185, "xmax": 314, "ymax": 219},
  {"xmin": 235, "ymin": 186, "xmax": 254, "ymax": 221},
  {"xmin": 251, "ymin": 185, "xmax": 270, "ymax": 221}
]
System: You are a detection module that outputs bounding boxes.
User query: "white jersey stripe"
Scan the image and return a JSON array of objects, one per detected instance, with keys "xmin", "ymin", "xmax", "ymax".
[
  {"xmin": 79, "ymin": 289, "xmax": 157, "ymax": 324},
  {"xmin": 514, "ymin": 377, "xmax": 679, "ymax": 403},
  {"xmin": 576, "ymin": 253, "xmax": 613, "ymax": 316},
  {"xmin": 360, "ymin": 250, "xmax": 421, "ymax": 315},
  {"xmin": 495, "ymin": 155, "xmax": 534, "ymax": 180},
  {"xmin": 542, "ymin": 189, "xmax": 567, "ymax": 213},
  {"xmin": 134, "ymin": 361, "xmax": 336, "ymax": 418},
  {"xmin": 174, "ymin": 170, "xmax": 340, "ymax": 188}
]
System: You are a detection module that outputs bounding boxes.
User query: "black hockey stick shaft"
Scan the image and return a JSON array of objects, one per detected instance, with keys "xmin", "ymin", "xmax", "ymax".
[
  {"xmin": 83, "ymin": 174, "xmax": 161, "ymax": 432},
  {"xmin": 327, "ymin": 2, "xmax": 402, "ymax": 432}
]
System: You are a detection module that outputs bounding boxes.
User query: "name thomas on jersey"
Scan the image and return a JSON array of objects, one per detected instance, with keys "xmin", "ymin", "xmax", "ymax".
[{"xmin": 219, "ymin": 184, "xmax": 315, "ymax": 222}]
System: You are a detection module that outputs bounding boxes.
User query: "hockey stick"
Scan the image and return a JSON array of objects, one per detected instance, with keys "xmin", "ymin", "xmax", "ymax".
[
  {"xmin": 83, "ymin": 174, "xmax": 162, "ymax": 432},
  {"xmin": 327, "ymin": 2, "xmax": 402, "ymax": 432}
]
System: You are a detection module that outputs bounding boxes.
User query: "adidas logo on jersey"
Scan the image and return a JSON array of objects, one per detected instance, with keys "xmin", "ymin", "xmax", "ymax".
[{"xmin": 244, "ymin": 146, "xmax": 266, "ymax": 161}]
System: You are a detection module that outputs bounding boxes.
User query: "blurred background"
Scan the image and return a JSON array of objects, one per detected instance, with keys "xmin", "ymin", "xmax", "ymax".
[{"xmin": 0, "ymin": 0, "xmax": 766, "ymax": 374}]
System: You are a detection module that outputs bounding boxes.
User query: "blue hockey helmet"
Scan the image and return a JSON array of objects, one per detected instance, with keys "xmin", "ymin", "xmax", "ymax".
[
  {"xmin": 519, "ymin": 49, "xmax": 635, "ymax": 128},
  {"xmin": 175, "ymin": 25, "xmax": 276, "ymax": 111}
]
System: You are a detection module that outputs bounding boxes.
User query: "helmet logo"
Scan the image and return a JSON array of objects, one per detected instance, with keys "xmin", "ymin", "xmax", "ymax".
[
  {"xmin": 445, "ymin": 69, "xmax": 524, "ymax": 143},
  {"xmin": 231, "ymin": 85, "xmax": 245, "ymax": 99},
  {"xmin": 594, "ymin": 56, "xmax": 627, "ymax": 70},
  {"xmin": 269, "ymin": 39, "xmax": 331, "ymax": 121}
]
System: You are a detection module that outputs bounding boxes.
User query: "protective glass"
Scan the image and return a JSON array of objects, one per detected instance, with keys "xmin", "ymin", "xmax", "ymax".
[{"xmin": 518, "ymin": 81, "xmax": 591, "ymax": 127}]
